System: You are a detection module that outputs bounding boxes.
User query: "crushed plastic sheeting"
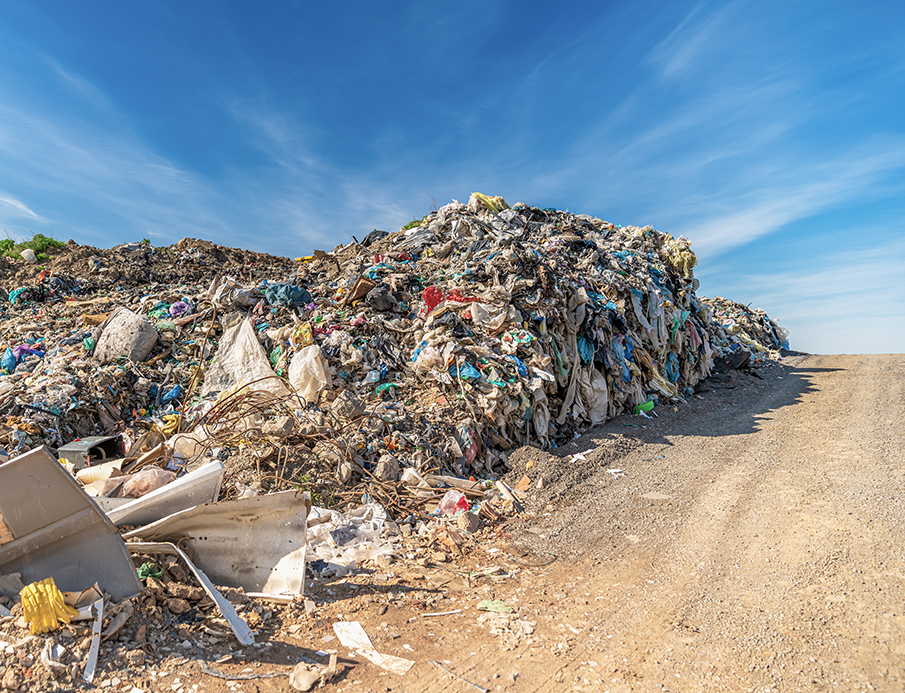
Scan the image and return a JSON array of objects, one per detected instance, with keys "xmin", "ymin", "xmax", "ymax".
[{"xmin": 306, "ymin": 503, "xmax": 393, "ymax": 569}]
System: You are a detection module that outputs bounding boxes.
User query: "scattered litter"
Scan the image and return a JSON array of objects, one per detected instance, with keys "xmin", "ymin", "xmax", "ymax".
[
  {"xmin": 477, "ymin": 599, "xmax": 514, "ymax": 613},
  {"xmin": 333, "ymin": 621, "xmax": 415, "ymax": 675},
  {"xmin": 128, "ymin": 541, "xmax": 255, "ymax": 645},
  {"xmin": 82, "ymin": 598, "xmax": 104, "ymax": 684},
  {"xmin": 289, "ymin": 653, "xmax": 340, "ymax": 691},
  {"xmin": 20, "ymin": 577, "xmax": 77, "ymax": 634}
]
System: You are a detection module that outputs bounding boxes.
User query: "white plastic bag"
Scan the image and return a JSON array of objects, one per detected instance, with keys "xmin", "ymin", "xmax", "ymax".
[
  {"xmin": 202, "ymin": 319, "xmax": 287, "ymax": 397},
  {"xmin": 289, "ymin": 345, "xmax": 332, "ymax": 404},
  {"xmin": 579, "ymin": 367, "xmax": 609, "ymax": 425}
]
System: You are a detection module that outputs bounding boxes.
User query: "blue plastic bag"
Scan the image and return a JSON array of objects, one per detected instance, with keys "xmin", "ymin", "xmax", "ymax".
[{"xmin": 0, "ymin": 347, "xmax": 16, "ymax": 372}]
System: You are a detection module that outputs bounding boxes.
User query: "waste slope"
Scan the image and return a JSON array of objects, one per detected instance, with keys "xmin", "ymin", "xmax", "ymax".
[{"xmin": 0, "ymin": 194, "xmax": 788, "ymax": 487}]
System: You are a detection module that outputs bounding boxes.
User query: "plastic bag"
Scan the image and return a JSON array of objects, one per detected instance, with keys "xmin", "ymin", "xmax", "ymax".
[
  {"xmin": 306, "ymin": 503, "xmax": 392, "ymax": 566},
  {"xmin": 437, "ymin": 489, "xmax": 469, "ymax": 516},
  {"xmin": 578, "ymin": 367, "xmax": 609, "ymax": 425},
  {"xmin": 289, "ymin": 345, "xmax": 332, "ymax": 404},
  {"xmin": 470, "ymin": 302, "xmax": 509, "ymax": 331},
  {"xmin": 202, "ymin": 319, "xmax": 288, "ymax": 397},
  {"xmin": 121, "ymin": 467, "xmax": 176, "ymax": 498}
]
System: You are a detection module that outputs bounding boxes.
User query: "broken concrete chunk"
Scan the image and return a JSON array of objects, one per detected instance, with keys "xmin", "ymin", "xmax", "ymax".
[
  {"xmin": 263, "ymin": 415, "xmax": 295, "ymax": 436},
  {"xmin": 93, "ymin": 307, "xmax": 159, "ymax": 363},
  {"xmin": 374, "ymin": 453, "xmax": 400, "ymax": 481},
  {"xmin": 457, "ymin": 511, "xmax": 482, "ymax": 533},
  {"xmin": 166, "ymin": 583, "xmax": 205, "ymax": 601},
  {"xmin": 329, "ymin": 389, "xmax": 364, "ymax": 420},
  {"xmin": 289, "ymin": 654, "xmax": 340, "ymax": 691}
]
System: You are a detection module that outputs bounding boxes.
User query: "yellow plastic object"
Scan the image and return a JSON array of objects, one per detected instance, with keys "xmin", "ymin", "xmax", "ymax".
[
  {"xmin": 663, "ymin": 235, "xmax": 698, "ymax": 279},
  {"xmin": 161, "ymin": 414, "xmax": 181, "ymax": 435},
  {"xmin": 469, "ymin": 193, "xmax": 510, "ymax": 214},
  {"xmin": 20, "ymin": 577, "xmax": 79, "ymax": 635},
  {"xmin": 290, "ymin": 323, "xmax": 313, "ymax": 349}
]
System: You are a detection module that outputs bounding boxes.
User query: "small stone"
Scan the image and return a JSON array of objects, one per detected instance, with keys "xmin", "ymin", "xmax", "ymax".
[
  {"xmin": 145, "ymin": 576, "xmax": 167, "ymax": 601},
  {"xmin": 165, "ymin": 560, "xmax": 188, "ymax": 583},
  {"xmin": 125, "ymin": 649, "xmax": 146, "ymax": 667},
  {"xmin": 167, "ymin": 583, "xmax": 205, "ymax": 601},
  {"xmin": 263, "ymin": 415, "xmax": 295, "ymax": 437},
  {"xmin": 166, "ymin": 598, "xmax": 190, "ymax": 615},
  {"xmin": 457, "ymin": 511, "xmax": 481, "ymax": 533},
  {"xmin": 0, "ymin": 667, "xmax": 20, "ymax": 690},
  {"xmin": 135, "ymin": 625, "xmax": 147, "ymax": 643},
  {"xmin": 330, "ymin": 389, "xmax": 364, "ymax": 420},
  {"xmin": 337, "ymin": 460, "xmax": 353, "ymax": 485},
  {"xmin": 304, "ymin": 599, "xmax": 316, "ymax": 614}
]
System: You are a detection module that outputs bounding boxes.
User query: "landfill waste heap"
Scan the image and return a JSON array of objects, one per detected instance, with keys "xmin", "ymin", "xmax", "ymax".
[{"xmin": 0, "ymin": 194, "xmax": 789, "ymax": 508}]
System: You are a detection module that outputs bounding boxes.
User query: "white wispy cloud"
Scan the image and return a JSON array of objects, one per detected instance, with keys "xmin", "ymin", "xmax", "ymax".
[
  {"xmin": 645, "ymin": 1, "xmax": 742, "ymax": 79},
  {"xmin": 710, "ymin": 236, "xmax": 905, "ymax": 353},
  {"xmin": 682, "ymin": 143, "xmax": 905, "ymax": 259},
  {"xmin": 0, "ymin": 194, "xmax": 42, "ymax": 221},
  {"xmin": 42, "ymin": 55, "xmax": 117, "ymax": 114},
  {"xmin": 0, "ymin": 83, "xmax": 232, "ymax": 245}
]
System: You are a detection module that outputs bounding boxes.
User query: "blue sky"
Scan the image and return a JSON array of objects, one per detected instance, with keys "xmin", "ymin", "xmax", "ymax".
[{"xmin": 1, "ymin": 1, "xmax": 903, "ymax": 354}]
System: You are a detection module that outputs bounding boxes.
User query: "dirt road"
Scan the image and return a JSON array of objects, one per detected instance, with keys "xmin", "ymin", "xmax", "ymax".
[
  {"xmin": 176, "ymin": 354, "xmax": 904, "ymax": 693},
  {"xmin": 306, "ymin": 353, "xmax": 901, "ymax": 693}
]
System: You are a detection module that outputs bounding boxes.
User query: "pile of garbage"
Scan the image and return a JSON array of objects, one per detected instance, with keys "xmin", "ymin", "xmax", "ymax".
[
  {"xmin": 702, "ymin": 295, "xmax": 790, "ymax": 354},
  {"xmin": 0, "ymin": 194, "xmax": 791, "ymax": 688},
  {"xmin": 0, "ymin": 194, "xmax": 789, "ymax": 504}
]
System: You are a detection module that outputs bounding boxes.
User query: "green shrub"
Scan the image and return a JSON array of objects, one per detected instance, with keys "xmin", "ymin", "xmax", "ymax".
[{"xmin": 1, "ymin": 233, "xmax": 66, "ymax": 260}]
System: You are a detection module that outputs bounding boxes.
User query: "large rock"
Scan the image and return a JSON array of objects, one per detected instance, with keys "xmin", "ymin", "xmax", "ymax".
[{"xmin": 93, "ymin": 307, "xmax": 158, "ymax": 363}]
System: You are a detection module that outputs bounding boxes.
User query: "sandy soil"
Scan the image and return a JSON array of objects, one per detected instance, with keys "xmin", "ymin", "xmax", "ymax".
[{"xmin": 115, "ymin": 353, "xmax": 904, "ymax": 693}]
